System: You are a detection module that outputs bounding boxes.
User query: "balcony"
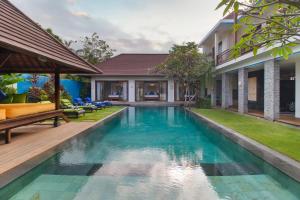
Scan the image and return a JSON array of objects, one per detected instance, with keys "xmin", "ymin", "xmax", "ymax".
[
  {"xmin": 216, "ymin": 49, "xmax": 232, "ymax": 66},
  {"xmin": 216, "ymin": 48, "xmax": 253, "ymax": 66}
]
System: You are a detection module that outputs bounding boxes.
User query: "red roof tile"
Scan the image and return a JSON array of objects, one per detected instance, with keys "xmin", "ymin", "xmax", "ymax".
[
  {"xmin": 0, "ymin": 0, "xmax": 101, "ymax": 74},
  {"xmin": 96, "ymin": 54, "xmax": 169, "ymax": 76}
]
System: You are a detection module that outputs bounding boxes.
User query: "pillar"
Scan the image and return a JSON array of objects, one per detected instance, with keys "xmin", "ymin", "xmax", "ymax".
[
  {"xmin": 211, "ymin": 79, "xmax": 217, "ymax": 107},
  {"xmin": 222, "ymin": 73, "xmax": 231, "ymax": 109},
  {"xmin": 168, "ymin": 79, "xmax": 175, "ymax": 102},
  {"xmin": 238, "ymin": 68, "xmax": 248, "ymax": 113},
  {"xmin": 296, "ymin": 60, "xmax": 300, "ymax": 118},
  {"xmin": 91, "ymin": 78, "xmax": 96, "ymax": 101},
  {"xmin": 128, "ymin": 80, "xmax": 135, "ymax": 102},
  {"xmin": 54, "ymin": 70, "xmax": 60, "ymax": 127},
  {"xmin": 214, "ymin": 33, "xmax": 219, "ymax": 66},
  {"xmin": 264, "ymin": 59, "xmax": 280, "ymax": 120}
]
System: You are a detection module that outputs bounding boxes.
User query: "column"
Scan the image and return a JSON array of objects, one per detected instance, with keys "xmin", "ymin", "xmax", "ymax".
[
  {"xmin": 214, "ymin": 33, "xmax": 219, "ymax": 66},
  {"xmin": 222, "ymin": 73, "xmax": 231, "ymax": 109},
  {"xmin": 91, "ymin": 78, "xmax": 96, "ymax": 101},
  {"xmin": 296, "ymin": 60, "xmax": 300, "ymax": 118},
  {"xmin": 54, "ymin": 70, "xmax": 60, "ymax": 127},
  {"xmin": 211, "ymin": 79, "xmax": 216, "ymax": 107},
  {"xmin": 168, "ymin": 79, "xmax": 175, "ymax": 102},
  {"xmin": 128, "ymin": 80, "xmax": 135, "ymax": 102},
  {"xmin": 238, "ymin": 68, "xmax": 248, "ymax": 113},
  {"xmin": 264, "ymin": 59, "xmax": 280, "ymax": 120}
]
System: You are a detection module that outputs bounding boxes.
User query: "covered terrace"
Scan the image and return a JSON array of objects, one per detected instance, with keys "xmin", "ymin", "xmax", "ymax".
[{"xmin": 0, "ymin": 0, "xmax": 101, "ymax": 143}]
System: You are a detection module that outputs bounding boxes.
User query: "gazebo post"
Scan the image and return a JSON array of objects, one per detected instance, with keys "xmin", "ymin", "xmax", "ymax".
[{"xmin": 54, "ymin": 69, "xmax": 60, "ymax": 127}]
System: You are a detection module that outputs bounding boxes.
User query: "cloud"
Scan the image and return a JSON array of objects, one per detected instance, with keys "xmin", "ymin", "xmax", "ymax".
[
  {"xmin": 9, "ymin": 0, "xmax": 222, "ymax": 54},
  {"xmin": 71, "ymin": 11, "xmax": 90, "ymax": 18},
  {"xmin": 10, "ymin": 0, "xmax": 175, "ymax": 54}
]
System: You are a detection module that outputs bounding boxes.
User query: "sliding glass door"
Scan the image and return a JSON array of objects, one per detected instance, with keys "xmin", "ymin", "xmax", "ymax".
[
  {"xmin": 135, "ymin": 81, "xmax": 168, "ymax": 102},
  {"xmin": 95, "ymin": 81, "xmax": 128, "ymax": 101}
]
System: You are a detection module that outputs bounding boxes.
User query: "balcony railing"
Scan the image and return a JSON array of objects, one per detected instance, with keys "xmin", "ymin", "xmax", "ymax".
[
  {"xmin": 216, "ymin": 47, "xmax": 253, "ymax": 66},
  {"xmin": 216, "ymin": 49, "xmax": 232, "ymax": 66}
]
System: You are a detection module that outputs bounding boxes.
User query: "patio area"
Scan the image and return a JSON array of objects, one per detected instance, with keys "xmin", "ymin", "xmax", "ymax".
[{"xmin": 228, "ymin": 108, "xmax": 300, "ymax": 127}]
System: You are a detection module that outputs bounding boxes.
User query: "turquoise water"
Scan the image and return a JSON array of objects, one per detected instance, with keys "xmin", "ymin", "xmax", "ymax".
[{"xmin": 1, "ymin": 107, "xmax": 300, "ymax": 200}]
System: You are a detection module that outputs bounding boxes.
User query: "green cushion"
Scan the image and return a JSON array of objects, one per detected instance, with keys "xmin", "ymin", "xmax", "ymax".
[
  {"xmin": 0, "ymin": 95, "xmax": 13, "ymax": 104},
  {"xmin": 41, "ymin": 101, "xmax": 52, "ymax": 104},
  {"xmin": 12, "ymin": 94, "xmax": 27, "ymax": 103},
  {"xmin": 61, "ymin": 99, "xmax": 72, "ymax": 106}
]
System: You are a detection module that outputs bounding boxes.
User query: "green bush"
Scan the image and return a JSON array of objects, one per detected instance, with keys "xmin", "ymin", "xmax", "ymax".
[
  {"xmin": 195, "ymin": 98, "xmax": 211, "ymax": 109},
  {"xmin": 2, "ymin": 87, "xmax": 17, "ymax": 95}
]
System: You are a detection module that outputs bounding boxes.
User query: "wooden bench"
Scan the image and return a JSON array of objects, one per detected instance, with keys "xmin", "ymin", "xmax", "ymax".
[{"xmin": 0, "ymin": 110, "xmax": 69, "ymax": 144}]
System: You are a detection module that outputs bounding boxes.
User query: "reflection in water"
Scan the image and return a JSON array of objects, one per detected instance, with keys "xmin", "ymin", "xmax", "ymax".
[{"xmin": 73, "ymin": 149, "xmax": 219, "ymax": 200}]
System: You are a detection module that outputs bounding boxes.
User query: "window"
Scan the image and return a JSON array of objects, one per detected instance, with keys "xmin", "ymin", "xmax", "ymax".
[{"xmin": 218, "ymin": 41, "xmax": 223, "ymax": 54}]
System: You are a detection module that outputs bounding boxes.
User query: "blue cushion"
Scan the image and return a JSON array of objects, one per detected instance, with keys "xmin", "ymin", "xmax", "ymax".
[{"xmin": 0, "ymin": 90, "xmax": 7, "ymax": 101}]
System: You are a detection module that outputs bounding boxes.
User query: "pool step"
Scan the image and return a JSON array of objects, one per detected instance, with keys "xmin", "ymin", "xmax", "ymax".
[{"xmin": 43, "ymin": 162, "xmax": 264, "ymax": 177}]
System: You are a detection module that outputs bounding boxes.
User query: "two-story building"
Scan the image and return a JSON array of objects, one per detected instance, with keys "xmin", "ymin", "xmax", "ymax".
[{"xmin": 200, "ymin": 13, "xmax": 300, "ymax": 123}]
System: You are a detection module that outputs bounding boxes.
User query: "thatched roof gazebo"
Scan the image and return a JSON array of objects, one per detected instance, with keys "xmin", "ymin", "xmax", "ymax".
[{"xmin": 0, "ymin": 0, "xmax": 101, "ymax": 143}]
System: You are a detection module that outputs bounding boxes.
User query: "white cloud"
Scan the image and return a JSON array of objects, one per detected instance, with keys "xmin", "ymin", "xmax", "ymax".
[
  {"xmin": 9, "ymin": 0, "xmax": 223, "ymax": 54},
  {"xmin": 71, "ymin": 11, "xmax": 90, "ymax": 18}
]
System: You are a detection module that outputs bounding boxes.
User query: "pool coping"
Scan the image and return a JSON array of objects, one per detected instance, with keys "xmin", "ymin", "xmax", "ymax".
[
  {"xmin": 186, "ymin": 108, "xmax": 300, "ymax": 183},
  {"xmin": 0, "ymin": 107, "xmax": 128, "ymax": 188}
]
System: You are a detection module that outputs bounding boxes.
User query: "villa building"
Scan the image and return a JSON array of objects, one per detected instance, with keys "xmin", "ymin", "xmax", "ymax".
[
  {"xmin": 90, "ymin": 54, "xmax": 188, "ymax": 103},
  {"xmin": 200, "ymin": 13, "xmax": 300, "ymax": 121}
]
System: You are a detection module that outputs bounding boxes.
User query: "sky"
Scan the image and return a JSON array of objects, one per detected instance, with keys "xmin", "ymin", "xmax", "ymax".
[{"xmin": 10, "ymin": 0, "xmax": 223, "ymax": 55}]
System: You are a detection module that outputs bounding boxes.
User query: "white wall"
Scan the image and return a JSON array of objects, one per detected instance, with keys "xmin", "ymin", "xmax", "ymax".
[
  {"xmin": 128, "ymin": 80, "xmax": 135, "ymax": 102},
  {"xmin": 296, "ymin": 60, "xmax": 300, "ymax": 118},
  {"xmin": 91, "ymin": 77, "xmax": 96, "ymax": 101},
  {"xmin": 168, "ymin": 80, "xmax": 175, "ymax": 102}
]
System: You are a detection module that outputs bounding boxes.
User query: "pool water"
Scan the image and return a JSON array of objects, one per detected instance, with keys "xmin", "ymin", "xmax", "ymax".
[{"xmin": 1, "ymin": 107, "xmax": 300, "ymax": 200}]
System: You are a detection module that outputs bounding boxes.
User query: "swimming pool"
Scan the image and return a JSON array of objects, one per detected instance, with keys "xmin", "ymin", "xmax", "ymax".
[{"xmin": 1, "ymin": 107, "xmax": 300, "ymax": 200}]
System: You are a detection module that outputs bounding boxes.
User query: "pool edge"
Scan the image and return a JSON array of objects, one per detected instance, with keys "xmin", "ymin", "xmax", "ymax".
[
  {"xmin": 0, "ymin": 107, "xmax": 128, "ymax": 188},
  {"xmin": 186, "ymin": 108, "xmax": 300, "ymax": 183}
]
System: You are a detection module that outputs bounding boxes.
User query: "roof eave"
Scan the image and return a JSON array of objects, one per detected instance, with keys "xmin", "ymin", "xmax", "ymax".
[{"xmin": 199, "ymin": 19, "xmax": 234, "ymax": 47}]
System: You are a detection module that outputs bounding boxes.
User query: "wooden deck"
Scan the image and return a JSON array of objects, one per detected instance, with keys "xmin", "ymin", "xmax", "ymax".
[{"xmin": 0, "ymin": 122, "xmax": 94, "ymax": 176}]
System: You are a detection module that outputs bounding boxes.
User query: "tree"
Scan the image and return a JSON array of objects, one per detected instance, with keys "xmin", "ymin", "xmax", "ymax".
[
  {"xmin": 76, "ymin": 33, "xmax": 115, "ymax": 65},
  {"xmin": 216, "ymin": 0, "xmax": 300, "ymax": 59},
  {"xmin": 155, "ymin": 42, "xmax": 213, "ymax": 106},
  {"xmin": 46, "ymin": 28, "xmax": 63, "ymax": 43},
  {"xmin": 0, "ymin": 74, "xmax": 24, "ymax": 94}
]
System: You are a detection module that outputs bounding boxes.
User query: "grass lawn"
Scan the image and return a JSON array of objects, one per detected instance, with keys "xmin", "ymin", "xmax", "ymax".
[
  {"xmin": 192, "ymin": 108, "xmax": 300, "ymax": 162},
  {"xmin": 71, "ymin": 106, "xmax": 125, "ymax": 122}
]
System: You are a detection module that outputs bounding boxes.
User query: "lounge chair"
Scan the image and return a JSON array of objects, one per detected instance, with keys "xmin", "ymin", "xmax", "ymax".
[
  {"xmin": 74, "ymin": 97, "xmax": 103, "ymax": 110},
  {"xmin": 103, "ymin": 101, "xmax": 113, "ymax": 106},
  {"xmin": 61, "ymin": 99, "xmax": 97, "ymax": 113},
  {"xmin": 73, "ymin": 98, "xmax": 86, "ymax": 106},
  {"xmin": 63, "ymin": 108, "xmax": 85, "ymax": 119},
  {"xmin": 84, "ymin": 97, "xmax": 106, "ymax": 108}
]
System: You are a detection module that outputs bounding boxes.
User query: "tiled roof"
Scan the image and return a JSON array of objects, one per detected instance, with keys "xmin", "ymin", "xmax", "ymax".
[
  {"xmin": 96, "ymin": 54, "xmax": 169, "ymax": 76},
  {"xmin": 0, "ymin": 0, "xmax": 101, "ymax": 74}
]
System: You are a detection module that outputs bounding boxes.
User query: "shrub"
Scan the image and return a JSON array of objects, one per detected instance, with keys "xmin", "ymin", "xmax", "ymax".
[{"xmin": 195, "ymin": 98, "xmax": 211, "ymax": 109}]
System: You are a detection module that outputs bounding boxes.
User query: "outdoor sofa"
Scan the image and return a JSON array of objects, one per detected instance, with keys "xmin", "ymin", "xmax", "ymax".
[{"xmin": 0, "ymin": 102, "xmax": 69, "ymax": 144}]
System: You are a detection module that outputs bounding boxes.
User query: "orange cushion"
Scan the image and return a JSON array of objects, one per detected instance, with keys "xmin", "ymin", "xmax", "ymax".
[
  {"xmin": 0, "ymin": 103, "xmax": 55, "ymax": 119},
  {"xmin": 0, "ymin": 109, "xmax": 6, "ymax": 120}
]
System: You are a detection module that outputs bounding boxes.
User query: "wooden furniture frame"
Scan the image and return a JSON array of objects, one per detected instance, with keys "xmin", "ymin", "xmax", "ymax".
[
  {"xmin": 0, "ymin": 110, "xmax": 69, "ymax": 144},
  {"xmin": 63, "ymin": 110, "xmax": 85, "ymax": 119}
]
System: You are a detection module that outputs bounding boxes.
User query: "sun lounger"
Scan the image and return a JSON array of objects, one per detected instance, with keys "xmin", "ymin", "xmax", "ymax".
[{"xmin": 61, "ymin": 99, "xmax": 97, "ymax": 113}]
